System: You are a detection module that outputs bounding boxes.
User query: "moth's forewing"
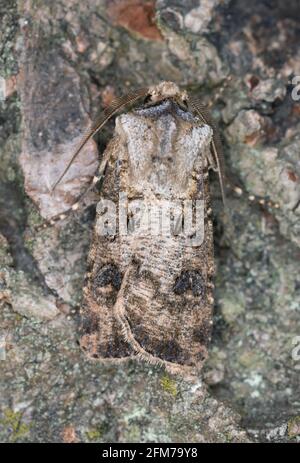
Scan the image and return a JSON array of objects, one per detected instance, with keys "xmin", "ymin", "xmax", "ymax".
[{"xmin": 80, "ymin": 134, "xmax": 136, "ymax": 360}]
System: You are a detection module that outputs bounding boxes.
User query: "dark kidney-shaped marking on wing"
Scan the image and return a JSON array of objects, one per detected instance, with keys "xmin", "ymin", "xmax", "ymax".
[
  {"xmin": 93, "ymin": 264, "xmax": 122, "ymax": 291},
  {"xmin": 173, "ymin": 270, "xmax": 206, "ymax": 297}
]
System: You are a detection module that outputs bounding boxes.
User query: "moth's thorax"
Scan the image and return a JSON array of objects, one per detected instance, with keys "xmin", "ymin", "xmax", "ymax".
[{"xmin": 116, "ymin": 99, "xmax": 212, "ymax": 198}]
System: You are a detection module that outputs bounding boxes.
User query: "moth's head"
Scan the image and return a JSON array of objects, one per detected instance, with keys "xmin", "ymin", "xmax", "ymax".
[{"xmin": 148, "ymin": 81, "xmax": 188, "ymax": 106}]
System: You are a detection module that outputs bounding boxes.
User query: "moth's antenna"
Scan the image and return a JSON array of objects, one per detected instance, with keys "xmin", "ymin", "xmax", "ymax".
[
  {"xmin": 189, "ymin": 97, "xmax": 226, "ymax": 205},
  {"xmin": 52, "ymin": 87, "xmax": 149, "ymax": 191}
]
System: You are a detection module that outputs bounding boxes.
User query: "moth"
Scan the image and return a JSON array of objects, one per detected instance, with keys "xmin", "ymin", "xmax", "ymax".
[{"xmin": 53, "ymin": 81, "xmax": 225, "ymax": 376}]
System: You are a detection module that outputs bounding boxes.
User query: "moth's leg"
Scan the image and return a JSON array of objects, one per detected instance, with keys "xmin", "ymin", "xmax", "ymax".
[
  {"xmin": 206, "ymin": 149, "xmax": 280, "ymax": 209},
  {"xmin": 34, "ymin": 152, "xmax": 110, "ymax": 232},
  {"xmin": 34, "ymin": 180, "xmax": 98, "ymax": 232},
  {"xmin": 189, "ymin": 98, "xmax": 226, "ymax": 205},
  {"xmin": 230, "ymin": 183, "xmax": 280, "ymax": 209},
  {"xmin": 205, "ymin": 148, "xmax": 218, "ymax": 172}
]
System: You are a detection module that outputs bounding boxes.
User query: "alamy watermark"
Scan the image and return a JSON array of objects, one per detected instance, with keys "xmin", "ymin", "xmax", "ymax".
[
  {"xmin": 0, "ymin": 332, "xmax": 9, "ymax": 361},
  {"xmin": 291, "ymin": 76, "xmax": 300, "ymax": 101},
  {"xmin": 95, "ymin": 194, "xmax": 205, "ymax": 247},
  {"xmin": 0, "ymin": 76, "xmax": 6, "ymax": 101},
  {"xmin": 291, "ymin": 336, "xmax": 300, "ymax": 363}
]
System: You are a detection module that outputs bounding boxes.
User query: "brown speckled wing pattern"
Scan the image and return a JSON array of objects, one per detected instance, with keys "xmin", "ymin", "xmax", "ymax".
[{"xmin": 80, "ymin": 95, "xmax": 215, "ymax": 375}]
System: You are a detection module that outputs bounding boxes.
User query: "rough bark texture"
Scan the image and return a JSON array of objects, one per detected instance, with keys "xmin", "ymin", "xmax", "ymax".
[{"xmin": 0, "ymin": 0, "xmax": 299, "ymax": 443}]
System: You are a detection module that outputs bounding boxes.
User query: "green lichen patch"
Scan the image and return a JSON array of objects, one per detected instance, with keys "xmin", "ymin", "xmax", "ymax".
[
  {"xmin": 160, "ymin": 375, "xmax": 178, "ymax": 397},
  {"xmin": 85, "ymin": 427, "xmax": 103, "ymax": 441},
  {"xmin": 0, "ymin": 409, "xmax": 31, "ymax": 442}
]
